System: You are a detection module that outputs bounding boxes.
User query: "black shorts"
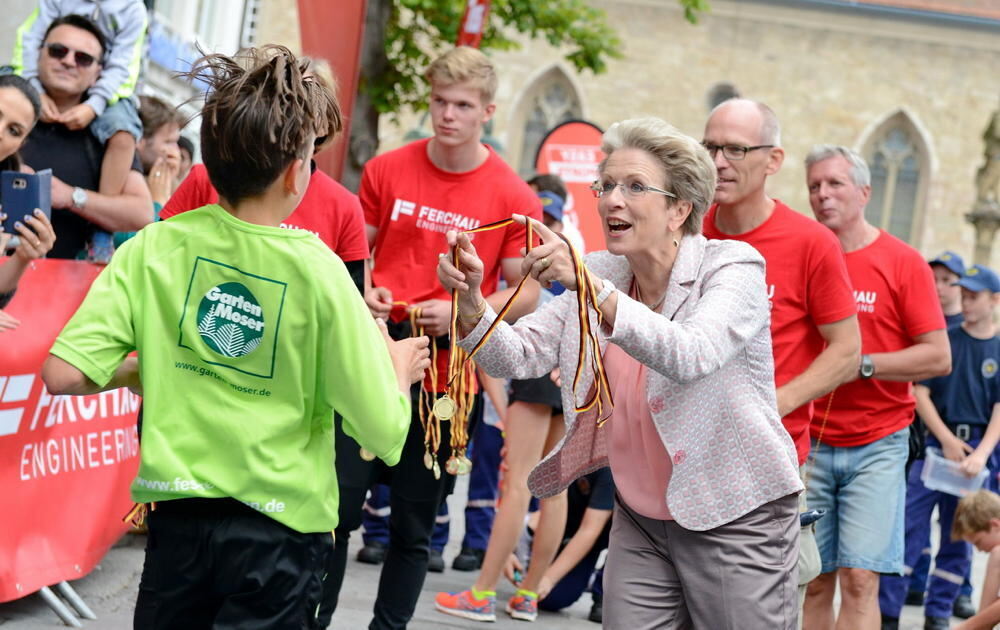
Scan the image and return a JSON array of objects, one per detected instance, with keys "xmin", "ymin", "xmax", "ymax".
[
  {"xmin": 134, "ymin": 498, "xmax": 330, "ymax": 630},
  {"xmin": 509, "ymin": 375, "xmax": 562, "ymax": 413}
]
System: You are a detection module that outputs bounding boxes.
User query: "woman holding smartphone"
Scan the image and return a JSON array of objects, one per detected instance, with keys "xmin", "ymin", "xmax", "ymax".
[{"xmin": 0, "ymin": 73, "xmax": 57, "ymax": 331}]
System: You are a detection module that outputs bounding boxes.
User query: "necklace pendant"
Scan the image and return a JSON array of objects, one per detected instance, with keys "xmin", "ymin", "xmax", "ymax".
[
  {"xmin": 433, "ymin": 395, "xmax": 457, "ymax": 421},
  {"xmin": 423, "ymin": 449, "xmax": 434, "ymax": 470},
  {"xmin": 432, "ymin": 460, "xmax": 441, "ymax": 480},
  {"xmin": 445, "ymin": 456, "xmax": 460, "ymax": 476},
  {"xmin": 359, "ymin": 448, "xmax": 376, "ymax": 462},
  {"xmin": 457, "ymin": 456, "xmax": 472, "ymax": 475}
]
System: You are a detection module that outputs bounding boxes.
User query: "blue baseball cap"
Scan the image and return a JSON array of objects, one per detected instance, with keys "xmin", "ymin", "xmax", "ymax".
[
  {"xmin": 956, "ymin": 264, "xmax": 1000, "ymax": 293},
  {"xmin": 928, "ymin": 251, "xmax": 965, "ymax": 277},
  {"xmin": 538, "ymin": 190, "xmax": 564, "ymax": 222}
]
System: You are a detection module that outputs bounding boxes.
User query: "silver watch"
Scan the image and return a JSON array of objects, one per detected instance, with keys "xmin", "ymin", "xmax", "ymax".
[{"xmin": 71, "ymin": 186, "xmax": 88, "ymax": 210}]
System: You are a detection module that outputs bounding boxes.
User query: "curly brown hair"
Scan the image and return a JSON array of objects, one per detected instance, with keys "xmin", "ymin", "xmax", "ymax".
[{"xmin": 181, "ymin": 45, "xmax": 342, "ymax": 205}]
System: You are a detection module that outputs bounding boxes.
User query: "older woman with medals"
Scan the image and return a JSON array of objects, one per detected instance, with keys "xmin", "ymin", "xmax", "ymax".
[{"xmin": 436, "ymin": 117, "xmax": 803, "ymax": 628}]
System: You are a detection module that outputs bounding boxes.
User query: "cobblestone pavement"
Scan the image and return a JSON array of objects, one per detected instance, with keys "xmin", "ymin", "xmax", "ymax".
[{"xmin": 0, "ymin": 477, "xmax": 986, "ymax": 628}]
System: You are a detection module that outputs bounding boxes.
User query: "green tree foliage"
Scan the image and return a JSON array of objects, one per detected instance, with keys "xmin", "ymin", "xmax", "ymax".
[{"xmin": 370, "ymin": 0, "xmax": 708, "ymax": 119}]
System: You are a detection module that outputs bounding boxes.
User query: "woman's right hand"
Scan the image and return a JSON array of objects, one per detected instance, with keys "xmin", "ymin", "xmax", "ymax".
[{"xmin": 438, "ymin": 230, "xmax": 485, "ymax": 313}]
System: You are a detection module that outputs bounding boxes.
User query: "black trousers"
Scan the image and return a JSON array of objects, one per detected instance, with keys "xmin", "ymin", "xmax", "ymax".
[
  {"xmin": 316, "ymin": 390, "xmax": 482, "ymax": 630},
  {"xmin": 133, "ymin": 498, "xmax": 330, "ymax": 630}
]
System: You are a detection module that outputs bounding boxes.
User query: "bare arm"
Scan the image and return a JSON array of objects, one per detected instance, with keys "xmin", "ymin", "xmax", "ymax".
[
  {"xmin": 915, "ymin": 384, "xmax": 971, "ymax": 463},
  {"xmin": 962, "ymin": 403, "xmax": 1000, "ymax": 477},
  {"xmin": 776, "ymin": 315, "xmax": 860, "ymax": 417},
  {"xmin": 541, "ymin": 508, "xmax": 611, "ymax": 587},
  {"xmin": 42, "ymin": 355, "xmax": 141, "ymax": 396},
  {"xmin": 53, "ymin": 171, "xmax": 153, "ymax": 232},
  {"xmin": 868, "ymin": 329, "xmax": 951, "ymax": 382},
  {"xmin": 956, "ymin": 552, "xmax": 1000, "ymax": 630}
]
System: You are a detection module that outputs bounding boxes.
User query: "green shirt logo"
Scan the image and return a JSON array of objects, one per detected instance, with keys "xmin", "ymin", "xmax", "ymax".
[{"xmin": 197, "ymin": 283, "xmax": 265, "ymax": 357}]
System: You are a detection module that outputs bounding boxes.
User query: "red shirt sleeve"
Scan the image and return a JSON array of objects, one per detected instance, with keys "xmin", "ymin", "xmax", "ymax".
[
  {"xmin": 806, "ymin": 232, "xmax": 857, "ymax": 326},
  {"xmin": 330, "ymin": 182, "xmax": 369, "ymax": 262},
  {"xmin": 359, "ymin": 160, "xmax": 382, "ymax": 229},
  {"xmin": 161, "ymin": 165, "xmax": 219, "ymax": 219}
]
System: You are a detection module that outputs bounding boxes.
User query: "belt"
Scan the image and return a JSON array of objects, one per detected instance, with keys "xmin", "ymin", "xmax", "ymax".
[{"xmin": 946, "ymin": 423, "xmax": 985, "ymax": 442}]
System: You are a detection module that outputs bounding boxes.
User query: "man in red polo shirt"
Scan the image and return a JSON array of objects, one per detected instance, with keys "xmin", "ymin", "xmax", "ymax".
[
  {"xmin": 702, "ymin": 98, "xmax": 861, "ymax": 615},
  {"xmin": 802, "ymin": 144, "xmax": 951, "ymax": 630}
]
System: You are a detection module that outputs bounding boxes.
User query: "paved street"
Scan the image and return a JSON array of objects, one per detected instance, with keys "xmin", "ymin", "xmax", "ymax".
[{"xmin": 0, "ymin": 476, "xmax": 988, "ymax": 628}]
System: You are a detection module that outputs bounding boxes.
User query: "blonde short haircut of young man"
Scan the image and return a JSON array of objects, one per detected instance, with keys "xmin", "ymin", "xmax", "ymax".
[
  {"xmin": 953, "ymin": 489, "xmax": 1000, "ymax": 541},
  {"xmin": 424, "ymin": 46, "xmax": 498, "ymax": 105}
]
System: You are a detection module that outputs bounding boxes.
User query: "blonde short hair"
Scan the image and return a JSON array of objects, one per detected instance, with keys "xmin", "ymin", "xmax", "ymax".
[
  {"xmin": 952, "ymin": 490, "xmax": 1000, "ymax": 541},
  {"xmin": 599, "ymin": 117, "xmax": 717, "ymax": 235},
  {"xmin": 424, "ymin": 46, "xmax": 498, "ymax": 104}
]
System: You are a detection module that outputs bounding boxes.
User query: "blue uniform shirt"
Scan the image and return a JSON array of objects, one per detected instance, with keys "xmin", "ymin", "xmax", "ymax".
[{"xmin": 921, "ymin": 325, "xmax": 1000, "ymax": 426}]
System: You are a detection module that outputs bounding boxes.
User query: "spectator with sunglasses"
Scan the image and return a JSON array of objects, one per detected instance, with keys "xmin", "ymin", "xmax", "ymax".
[
  {"xmin": 13, "ymin": 1, "xmax": 147, "ymax": 251},
  {"xmin": 13, "ymin": 14, "xmax": 151, "ymax": 261}
]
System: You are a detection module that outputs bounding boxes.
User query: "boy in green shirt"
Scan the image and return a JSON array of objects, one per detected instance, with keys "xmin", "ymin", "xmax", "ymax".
[{"xmin": 41, "ymin": 46, "xmax": 428, "ymax": 629}]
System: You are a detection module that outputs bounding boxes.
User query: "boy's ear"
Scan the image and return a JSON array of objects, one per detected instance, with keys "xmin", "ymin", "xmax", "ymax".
[{"xmin": 282, "ymin": 158, "xmax": 306, "ymax": 196}]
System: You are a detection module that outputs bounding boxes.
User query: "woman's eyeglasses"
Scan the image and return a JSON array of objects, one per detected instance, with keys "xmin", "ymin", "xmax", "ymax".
[
  {"xmin": 590, "ymin": 180, "xmax": 677, "ymax": 199},
  {"xmin": 45, "ymin": 43, "xmax": 98, "ymax": 68}
]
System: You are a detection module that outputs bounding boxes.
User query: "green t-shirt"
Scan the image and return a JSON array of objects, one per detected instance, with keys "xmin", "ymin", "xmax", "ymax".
[{"xmin": 51, "ymin": 204, "xmax": 410, "ymax": 533}]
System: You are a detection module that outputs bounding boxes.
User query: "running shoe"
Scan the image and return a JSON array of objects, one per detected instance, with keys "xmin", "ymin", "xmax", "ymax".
[
  {"xmin": 506, "ymin": 592, "xmax": 538, "ymax": 622},
  {"xmin": 435, "ymin": 589, "xmax": 496, "ymax": 622}
]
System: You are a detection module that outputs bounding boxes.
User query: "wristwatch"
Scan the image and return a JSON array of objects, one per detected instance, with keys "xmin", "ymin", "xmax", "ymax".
[
  {"xmin": 595, "ymin": 279, "xmax": 616, "ymax": 306},
  {"xmin": 859, "ymin": 354, "xmax": 875, "ymax": 379},
  {"xmin": 71, "ymin": 187, "xmax": 88, "ymax": 211}
]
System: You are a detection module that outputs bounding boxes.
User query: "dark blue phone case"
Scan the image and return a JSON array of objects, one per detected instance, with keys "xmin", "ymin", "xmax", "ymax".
[{"xmin": 1, "ymin": 169, "xmax": 52, "ymax": 234}]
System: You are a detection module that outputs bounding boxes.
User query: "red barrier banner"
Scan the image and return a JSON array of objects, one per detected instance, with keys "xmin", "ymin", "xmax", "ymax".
[
  {"xmin": 457, "ymin": 0, "xmax": 491, "ymax": 48},
  {"xmin": 0, "ymin": 259, "xmax": 140, "ymax": 603},
  {"xmin": 533, "ymin": 120, "xmax": 605, "ymax": 253}
]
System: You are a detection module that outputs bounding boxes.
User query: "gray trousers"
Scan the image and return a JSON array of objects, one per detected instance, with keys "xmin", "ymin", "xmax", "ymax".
[{"xmin": 603, "ymin": 493, "xmax": 800, "ymax": 629}]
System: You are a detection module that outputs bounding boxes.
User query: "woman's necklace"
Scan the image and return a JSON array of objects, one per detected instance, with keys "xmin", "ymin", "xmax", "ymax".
[{"xmin": 632, "ymin": 278, "xmax": 666, "ymax": 312}]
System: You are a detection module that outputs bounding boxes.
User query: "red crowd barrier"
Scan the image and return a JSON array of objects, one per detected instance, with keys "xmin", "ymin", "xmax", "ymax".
[{"xmin": 0, "ymin": 259, "xmax": 140, "ymax": 603}]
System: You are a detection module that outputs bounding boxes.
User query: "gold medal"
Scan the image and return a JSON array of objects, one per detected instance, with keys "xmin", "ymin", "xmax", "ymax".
[
  {"xmin": 446, "ymin": 457, "xmax": 460, "ymax": 476},
  {"xmin": 433, "ymin": 395, "xmax": 457, "ymax": 421},
  {"xmin": 433, "ymin": 460, "xmax": 441, "ymax": 480},
  {"xmin": 359, "ymin": 448, "xmax": 376, "ymax": 461},
  {"xmin": 423, "ymin": 449, "xmax": 434, "ymax": 470},
  {"xmin": 457, "ymin": 456, "xmax": 472, "ymax": 475}
]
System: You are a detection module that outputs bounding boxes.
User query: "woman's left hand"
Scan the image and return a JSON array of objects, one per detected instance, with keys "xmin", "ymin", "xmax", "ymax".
[{"xmin": 512, "ymin": 214, "xmax": 578, "ymax": 291}]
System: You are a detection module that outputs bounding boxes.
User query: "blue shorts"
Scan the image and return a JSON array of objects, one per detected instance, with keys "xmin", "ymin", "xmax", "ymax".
[
  {"xmin": 807, "ymin": 427, "xmax": 909, "ymax": 574},
  {"xmin": 90, "ymin": 97, "xmax": 142, "ymax": 145}
]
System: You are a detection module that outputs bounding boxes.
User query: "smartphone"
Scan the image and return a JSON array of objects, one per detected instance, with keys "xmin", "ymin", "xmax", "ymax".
[{"xmin": 1, "ymin": 169, "xmax": 52, "ymax": 237}]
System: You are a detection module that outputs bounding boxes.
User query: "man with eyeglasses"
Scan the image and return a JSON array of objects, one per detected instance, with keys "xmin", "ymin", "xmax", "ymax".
[
  {"xmin": 701, "ymin": 98, "xmax": 861, "ymax": 624},
  {"xmin": 15, "ymin": 14, "xmax": 151, "ymax": 260}
]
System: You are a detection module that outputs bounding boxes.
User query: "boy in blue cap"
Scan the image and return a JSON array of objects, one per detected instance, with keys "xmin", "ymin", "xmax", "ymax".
[{"xmin": 881, "ymin": 264, "xmax": 1000, "ymax": 630}]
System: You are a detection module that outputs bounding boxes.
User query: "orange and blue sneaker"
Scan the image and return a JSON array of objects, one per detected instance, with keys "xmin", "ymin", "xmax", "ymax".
[
  {"xmin": 506, "ymin": 590, "xmax": 539, "ymax": 622},
  {"xmin": 435, "ymin": 588, "xmax": 496, "ymax": 622}
]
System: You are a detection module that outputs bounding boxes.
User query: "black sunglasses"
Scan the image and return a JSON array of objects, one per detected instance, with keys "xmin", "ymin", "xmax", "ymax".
[{"xmin": 45, "ymin": 42, "xmax": 98, "ymax": 68}]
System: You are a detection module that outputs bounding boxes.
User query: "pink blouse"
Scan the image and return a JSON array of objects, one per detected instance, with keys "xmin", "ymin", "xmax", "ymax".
[{"xmin": 604, "ymin": 342, "xmax": 673, "ymax": 520}]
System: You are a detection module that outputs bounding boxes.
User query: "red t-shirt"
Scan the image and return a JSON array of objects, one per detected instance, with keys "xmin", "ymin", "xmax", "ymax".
[
  {"xmin": 704, "ymin": 201, "xmax": 856, "ymax": 464},
  {"xmin": 361, "ymin": 138, "xmax": 542, "ymax": 390},
  {"xmin": 160, "ymin": 164, "xmax": 369, "ymax": 262},
  {"xmin": 812, "ymin": 230, "xmax": 946, "ymax": 447}
]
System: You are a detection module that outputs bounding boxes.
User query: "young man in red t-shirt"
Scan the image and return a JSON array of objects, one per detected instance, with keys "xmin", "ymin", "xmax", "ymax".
[
  {"xmin": 802, "ymin": 145, "xmax": 951, "ymax": 630},
  {"xmin": 701, "ymin": 98, "xmax": 861, "ymax": 613},
  {"xmin": 317, "ymin": 47, "xmax": 541, "ymax": 630}
]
